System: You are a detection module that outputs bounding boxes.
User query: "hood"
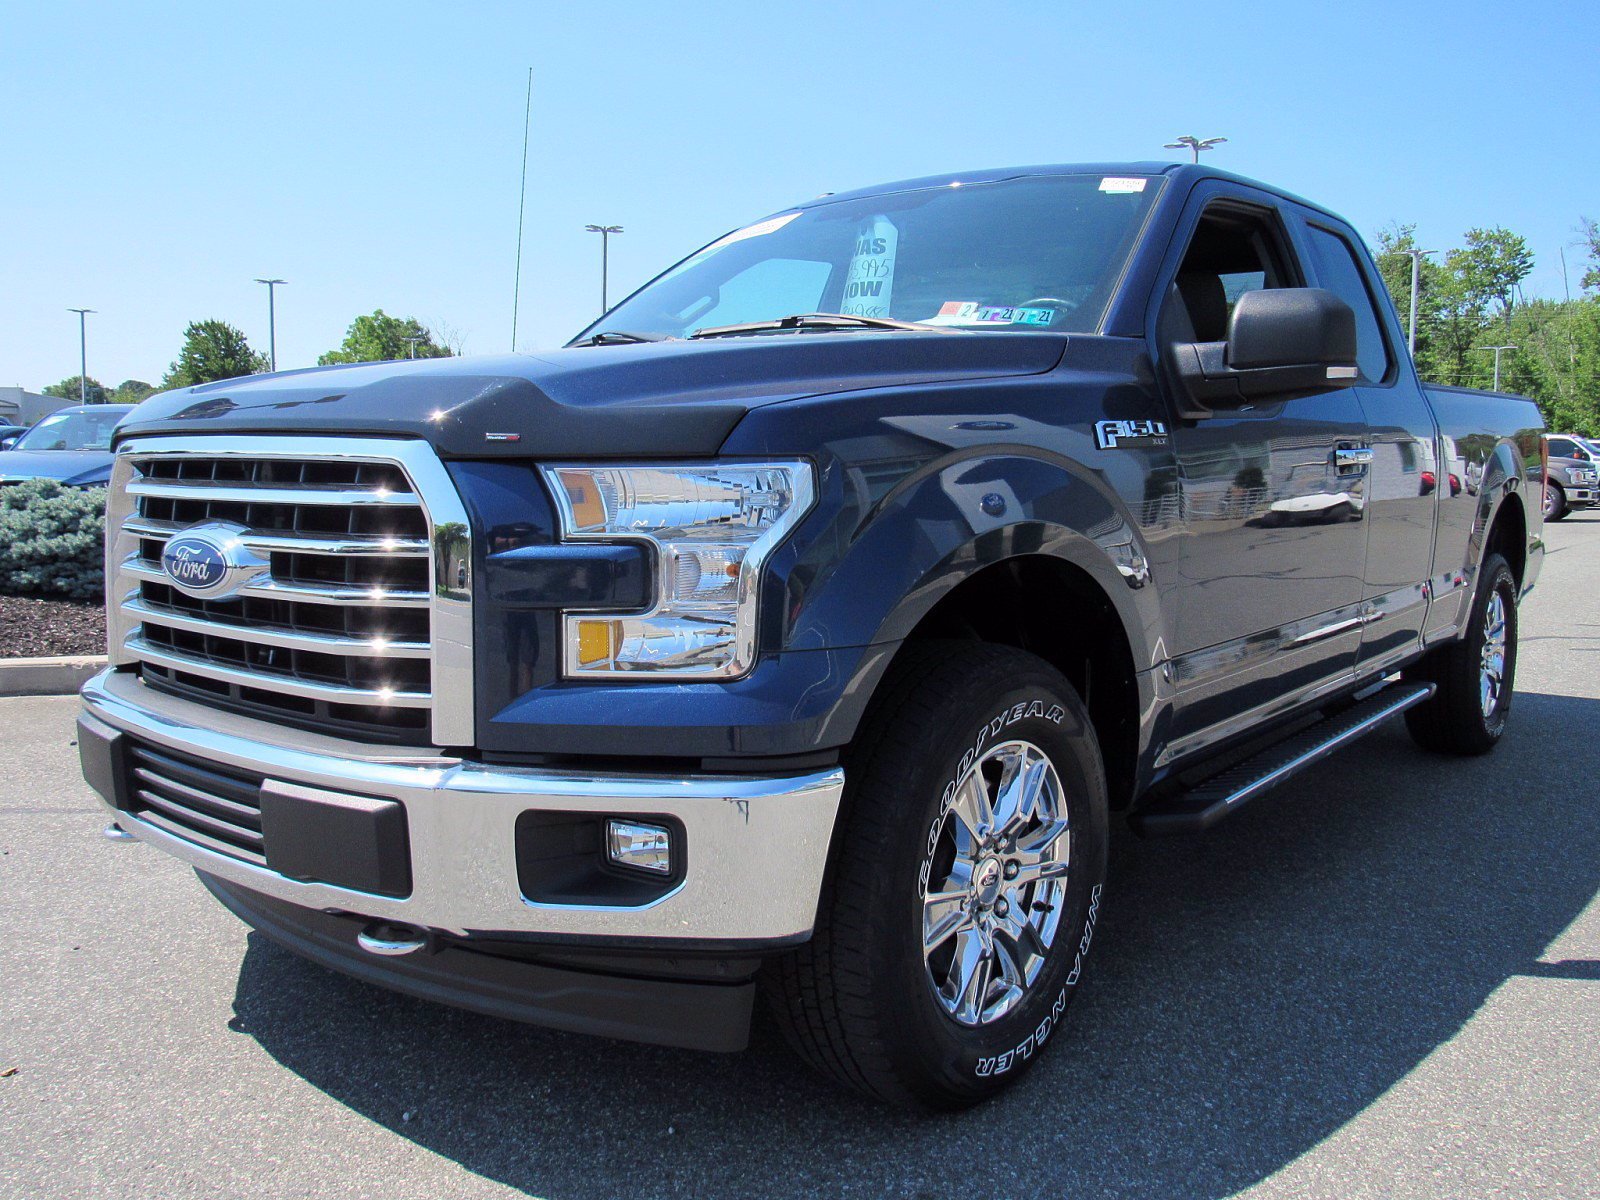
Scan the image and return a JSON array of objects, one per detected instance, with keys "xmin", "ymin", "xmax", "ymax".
[
  {"xmin": 0, "ymin": 450, "xmax": 115, "ymax": 487},
  {"xmin": 116, "ymin": 333, "xmax": 1068, "ymax": 458}
]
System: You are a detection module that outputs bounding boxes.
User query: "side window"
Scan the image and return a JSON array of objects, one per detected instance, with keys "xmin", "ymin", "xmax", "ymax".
[
  {"xmin": 1160, "ymin": 204, "xmax": 1296, "ymax": 345},
  {"xmin": 1548, "ymin": 438, "xmax": 1577, "ymax": 458},
  {"xmin": 1303, "ymin": 225, "xmax": 1392, "ymax": 383}
]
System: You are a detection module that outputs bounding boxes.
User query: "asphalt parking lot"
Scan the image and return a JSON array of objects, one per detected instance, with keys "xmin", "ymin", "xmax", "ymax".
[{"xmin": 3, "ymin": 516, "xmax": 1598, "ymax": 1200}]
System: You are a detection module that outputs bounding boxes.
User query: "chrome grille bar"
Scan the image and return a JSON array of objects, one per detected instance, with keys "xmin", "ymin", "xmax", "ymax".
[
  {"xmin": 126, "ymin": 480, "xmax": 418, "ymax": 506},
  {"xmin": 126, "ymin": 633, "xmax": 433, "ymax": 708},
  {"xmin": 125, "ymin": 515, "xmax": 430, "ymax": 557},
  {"xmin": 121, "ymin": 558, "xmax": 431, "ymax": 607},
  {"xmin": 122, "ymin": 597, "xmax": 431, "ymax": 658}
]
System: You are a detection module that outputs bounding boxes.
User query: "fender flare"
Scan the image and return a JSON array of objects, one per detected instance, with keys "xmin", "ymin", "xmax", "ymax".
[{"xmin": 780, "ymin": 446, "xmax": 1169, "ymax": 678}]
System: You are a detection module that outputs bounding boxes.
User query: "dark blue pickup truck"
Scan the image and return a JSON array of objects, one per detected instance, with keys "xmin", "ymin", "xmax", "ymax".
[{"xmin": 80, "ymin": 162, "xmax": 1544, "ymax": 1109}]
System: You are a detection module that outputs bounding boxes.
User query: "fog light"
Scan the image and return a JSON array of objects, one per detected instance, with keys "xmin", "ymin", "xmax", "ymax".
[{"xmin": 605, "ymin": 819, "xmax": 673, "ymax": 875}]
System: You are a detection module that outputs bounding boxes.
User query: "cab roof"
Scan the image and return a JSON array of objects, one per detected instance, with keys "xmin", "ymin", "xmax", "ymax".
[{"xmin": 797, "ymin": 161, "xmax": 1339, "ymax": 224}]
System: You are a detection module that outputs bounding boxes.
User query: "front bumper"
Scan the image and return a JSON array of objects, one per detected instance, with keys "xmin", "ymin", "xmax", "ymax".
[{"xmin": 79, "ymin": 668, "xmax": 845, "ymax": 946}]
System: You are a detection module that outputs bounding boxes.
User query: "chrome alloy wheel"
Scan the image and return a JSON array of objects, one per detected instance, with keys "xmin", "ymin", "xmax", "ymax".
[
  {"xmin": 921, "ymin": 740, "xmax": 1071, "ymax": 1027},
  {"xmin": 1480, "ymin": 590, "xmax": 1509, "ymax": 718}
]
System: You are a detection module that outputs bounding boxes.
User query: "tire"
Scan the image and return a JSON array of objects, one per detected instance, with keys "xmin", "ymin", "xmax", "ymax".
[
  {"xmin": 1403, "ymin": 553, "xmax": 1518, "ymax": 755},
  {"xmin": 1544, "ymin": 482, "xmax": 1568, "ymax": 521},
  {"xmin": 764, "ymin": 641, "xmax": 1110, "ymax": 1109}
]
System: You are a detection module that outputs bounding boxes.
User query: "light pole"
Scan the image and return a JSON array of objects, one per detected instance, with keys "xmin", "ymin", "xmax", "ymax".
[
  {"xmin": 254, "ymin": 279, "xmax": 286, "ymax": 371},
  {"xmin": 1476, "ymin": 344, "xmax": 1517, "ymax": 392},
  {"xmin": 1401, "ymin": 248, "xmax": 1438, "ymax": 357},
  {"xmin": 67, "ymin": 308, "xmax": 95, "ymax": 403},
  {"xmin": 401, "ymin": 335, "xmax": 426, "ymax": 359},
  {"xmin": 1164, "ymin": 135, "xmax": 1227, "ymax": 163},
  {"xmin": 585, "ymin": 224, "xmax": 623, "ymax": 314}
]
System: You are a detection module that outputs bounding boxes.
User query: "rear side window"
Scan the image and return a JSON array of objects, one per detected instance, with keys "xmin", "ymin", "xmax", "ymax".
[{"xmin": 1304, "ymin": 225, "xmax": 1391, "ymax": 383}]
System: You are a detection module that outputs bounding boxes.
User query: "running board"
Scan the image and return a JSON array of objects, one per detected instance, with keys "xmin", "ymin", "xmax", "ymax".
[{"xmin": 1129, "ymin": 681, "xmax": 1436, "ymax": 836}]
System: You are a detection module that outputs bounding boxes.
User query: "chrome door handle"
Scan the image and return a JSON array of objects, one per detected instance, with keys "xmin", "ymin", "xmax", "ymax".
[{"xmin": 1335, "ymin": 447, "xmax": 1373, "ymax": 472}]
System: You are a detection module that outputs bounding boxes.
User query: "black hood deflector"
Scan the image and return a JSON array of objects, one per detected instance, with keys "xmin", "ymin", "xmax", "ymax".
[{"xmin": 116, "ymin": 334, "xmax": 1068, "ymax": 458}]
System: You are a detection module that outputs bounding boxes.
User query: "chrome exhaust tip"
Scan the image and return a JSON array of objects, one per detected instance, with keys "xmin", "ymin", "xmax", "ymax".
[{"xmin": 355, "ymin": 922, "xmax": 429, "ymax": 957}]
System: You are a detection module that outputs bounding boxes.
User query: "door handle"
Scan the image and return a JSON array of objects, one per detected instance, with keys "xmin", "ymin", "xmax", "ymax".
[{"xmin": 1335, "ymin": 446, "xmax": 1373, "ymax": 473}]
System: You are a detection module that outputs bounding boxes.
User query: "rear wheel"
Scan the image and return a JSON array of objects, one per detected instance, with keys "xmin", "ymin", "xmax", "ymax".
[
  {"xmin": 1404, "ymin": 553, "xmax": 1518, "ymax": 755},
  {"xmin": 764, "ymin": 642, "xmax": 1109, "ymax": 1109},
  {"xmin": 1544, "ymin": 482, "xmax": 1568, "ymax": 521}
]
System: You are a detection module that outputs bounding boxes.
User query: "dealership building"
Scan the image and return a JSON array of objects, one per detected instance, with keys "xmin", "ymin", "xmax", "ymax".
[{"xmin": 0, "ymin": 387, "xmax": 71, "ymax": 426}]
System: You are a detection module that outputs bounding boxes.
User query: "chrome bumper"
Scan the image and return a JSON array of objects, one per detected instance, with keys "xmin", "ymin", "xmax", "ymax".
[{"xmin": 80, "ymin": 669, "xmax": 844, "ymax": 943}]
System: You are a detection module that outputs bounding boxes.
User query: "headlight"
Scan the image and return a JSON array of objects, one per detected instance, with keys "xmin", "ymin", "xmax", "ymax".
[{"xmin": 540, "ymin": 461, "xmax": 815, "ymax": 680}]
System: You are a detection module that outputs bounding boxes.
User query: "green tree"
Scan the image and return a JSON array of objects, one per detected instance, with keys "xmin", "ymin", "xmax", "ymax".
[
  {"xmin": 161, "ymin": 321, "xmax": 268, "ymax": 389},
  {"xmin": 107, "ymin": 379, "xmax": 155, "ymax": 405},
  {"xmin": 1504, "ymin": 299, "xmax": 1600, "ymax": 436},
  {"xmin": 1580, "ymin": 217, "xmax": 1600, "ymax": 293},
  {"xmin": 1373, "ymin": 224, "xmax": 1446, "ymax": 380},
  {"xmin": 42, "ymin": 376, "xmax": 108, "ymax": 405},
  {"xmin": 317, "ymin": 310, "xmax": 454, "ymax": 365},
  {"xmin": 1453, "ymin": 227, "xmax": 1533, "ymax": 322}
]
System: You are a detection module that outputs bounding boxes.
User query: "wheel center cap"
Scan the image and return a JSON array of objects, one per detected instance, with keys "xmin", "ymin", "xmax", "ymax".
[{"xmin": 974, "ymin": 856, "xmax": 1004, "ymax": 906}]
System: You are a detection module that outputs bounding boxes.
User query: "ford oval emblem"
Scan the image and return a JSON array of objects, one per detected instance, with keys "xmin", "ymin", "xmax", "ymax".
[{"xmin": 161, "ymin": 537, "xmax": 231, "ymax": 594}]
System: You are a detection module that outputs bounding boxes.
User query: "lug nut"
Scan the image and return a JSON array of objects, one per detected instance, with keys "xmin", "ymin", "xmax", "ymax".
[
  {"xmin": 1003, "ymin": 861, "xmax": 1019, "ymax": 880},
  {"xmin": 994, "ymin": 899, "xmax": 1009, "ymax": 918}
]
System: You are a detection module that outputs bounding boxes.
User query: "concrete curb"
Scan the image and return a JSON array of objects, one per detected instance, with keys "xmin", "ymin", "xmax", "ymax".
[{"xmin": 0, "ymin": 655, "xmax": 107, "ymax": 697}]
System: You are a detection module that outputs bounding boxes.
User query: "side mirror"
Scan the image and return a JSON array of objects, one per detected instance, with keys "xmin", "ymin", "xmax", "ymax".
[{"xmin": 1174, "ymin": 287, "xmax": 1359, "ymax": 417}]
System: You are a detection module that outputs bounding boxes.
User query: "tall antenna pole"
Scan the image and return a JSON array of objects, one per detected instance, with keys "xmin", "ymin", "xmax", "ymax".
[
  {"xmin": 511, "ymin": 66, "xmax": 533, "ymax": 352},
  {"xmin": 68, "ymin": 308, "xmax": 95, "ymax": 403}
]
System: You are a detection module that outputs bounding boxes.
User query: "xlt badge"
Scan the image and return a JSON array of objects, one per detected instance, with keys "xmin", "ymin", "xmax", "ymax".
[{"xmin": 1095, "ymin": 419, "xmax": 1169, "ymax": 450}]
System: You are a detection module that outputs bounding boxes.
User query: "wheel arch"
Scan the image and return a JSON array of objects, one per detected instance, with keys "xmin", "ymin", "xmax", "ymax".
[{"xmin": 862, "ymin": 548, "xmax": 1153, "ymax": 810}]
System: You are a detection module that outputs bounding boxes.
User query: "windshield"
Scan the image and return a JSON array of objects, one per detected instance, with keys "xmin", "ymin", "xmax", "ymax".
[
  {"xmin": 14, "ymin": 409, "xmax": 124, "ymax": 452},
  {"xmin": 582, "ymin": 173, "xmax": 1163, "ymax": 341}
]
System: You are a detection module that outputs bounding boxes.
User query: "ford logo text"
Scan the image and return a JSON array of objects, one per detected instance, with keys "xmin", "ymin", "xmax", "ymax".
[{"xmin": 161, "ymin": 537, "xmax": 232, "ymax": 595}]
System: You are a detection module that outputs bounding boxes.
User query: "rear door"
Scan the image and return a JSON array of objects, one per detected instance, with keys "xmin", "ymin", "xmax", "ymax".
[
  {"xmin": 1150, "ymin": 182, "xmax": 1371, "ymax": 754},
  {"xmin": 1295, "ymin": 216, "xmax": 1439, "ymax": 677}
]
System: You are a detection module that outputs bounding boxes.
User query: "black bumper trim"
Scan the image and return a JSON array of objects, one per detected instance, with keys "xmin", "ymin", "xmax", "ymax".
[{"xmin": 198, "ymin": 873, "xmax": 756, "ymax": 1053}]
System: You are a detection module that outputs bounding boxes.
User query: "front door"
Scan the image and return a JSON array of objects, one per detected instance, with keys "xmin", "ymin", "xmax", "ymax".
[{"xmin": 1153, "ymin": 188, "xmax": 1371, "ymax": 753}]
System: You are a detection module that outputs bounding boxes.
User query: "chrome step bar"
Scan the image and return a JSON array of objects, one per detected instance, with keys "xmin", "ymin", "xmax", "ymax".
[{"xmin": 1130, "ymin": 681, "xmax": 1436, "ymax": 836}]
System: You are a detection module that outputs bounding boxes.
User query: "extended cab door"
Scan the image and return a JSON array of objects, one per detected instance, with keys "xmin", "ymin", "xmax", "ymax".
[
  {"xmin": 1295, "ymin": 216, "xmax": 1439, "ymax": 676},
  {"xmin": 1150, "ymin": 184, "xmax": 1370, "ymax": 754}
]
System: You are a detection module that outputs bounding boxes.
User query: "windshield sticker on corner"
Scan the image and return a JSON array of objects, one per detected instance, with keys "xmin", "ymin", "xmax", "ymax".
[
  {"xmin": 839, "ymin": 216, "xmax": 898, "ymax": 318},
  {"xmin": 924, "ymin": 301, "xmax": 1056, "ymax": 327},
  {"xmin": 1095, "ymin": 419, "xmax": 1168, "ymax": 449},
  {"xmin": 704, "ymin": 211, "xmax": 803, "ymax": 252},
  {"xmin": 1099, "ymin": 176, "xmax": 1148, "ymax": 193}
]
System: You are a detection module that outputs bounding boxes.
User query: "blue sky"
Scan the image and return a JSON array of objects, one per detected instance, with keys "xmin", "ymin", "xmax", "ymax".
[{"xmin": 4, "ymin": 0, "xmax": 1596, "ymax": 391}]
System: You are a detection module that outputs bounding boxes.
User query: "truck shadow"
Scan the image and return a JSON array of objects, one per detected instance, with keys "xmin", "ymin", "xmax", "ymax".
[{"xmin": 230, "ymin": 690, "xmax": 1600, "ymax": 1200}]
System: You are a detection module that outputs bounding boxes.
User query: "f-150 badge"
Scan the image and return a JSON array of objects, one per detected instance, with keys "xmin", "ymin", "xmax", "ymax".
[{"xmin": 1095, "ymin": 419, "xmax": 1169, "ymax": 449}]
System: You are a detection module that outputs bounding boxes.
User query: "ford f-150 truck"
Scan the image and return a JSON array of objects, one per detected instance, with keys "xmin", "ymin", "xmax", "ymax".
[
  {"xmin": 79, "ymin": 162, "xmax": 1545, "ymax": 1109},
  {"xmin": 1542, "ymin": 434, "xmax": 1598, "ymax": 520}
]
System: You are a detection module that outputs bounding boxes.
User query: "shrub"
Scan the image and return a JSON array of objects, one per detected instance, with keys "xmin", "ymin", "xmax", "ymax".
[{"xmin": 0, "ymin": 480, "xmax": 108, "ymax": 601}]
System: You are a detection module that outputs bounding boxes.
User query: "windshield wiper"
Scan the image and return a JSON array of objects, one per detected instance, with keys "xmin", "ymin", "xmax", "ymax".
[
  {"xmin": 570, "ymin": 330, "xmax": 677, "ymax": 346},
  {"xmin": 689, "ymin": 312, "xmax": 949, "ymax": 339}
]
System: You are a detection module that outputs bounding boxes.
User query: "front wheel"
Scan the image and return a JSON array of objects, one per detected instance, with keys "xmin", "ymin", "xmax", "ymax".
[
  {"xmin": 764, "ymin": 642, "xmax": 1109, "ymax": 1109},
  {"xmin": 1404, "ymin": 553, "xmax": 1518, "ymax": 755},
  {"xmin": 1544, "ymin": 482, "xmax": 1569, "ymax": 521}
]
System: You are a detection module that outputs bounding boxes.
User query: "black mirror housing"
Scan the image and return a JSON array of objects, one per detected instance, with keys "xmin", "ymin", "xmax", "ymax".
[{"xmin": 1173, "ymin": 287, "xmax": 1359, "ymax": 417}]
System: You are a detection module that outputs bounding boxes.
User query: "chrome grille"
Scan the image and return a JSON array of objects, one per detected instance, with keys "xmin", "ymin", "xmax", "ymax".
[{"xmin": 106, "ymin": 436, "xmax": 474, "ymax": 746}]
